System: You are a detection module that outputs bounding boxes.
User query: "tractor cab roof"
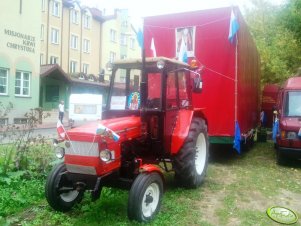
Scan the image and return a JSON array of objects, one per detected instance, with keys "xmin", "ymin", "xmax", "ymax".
[{"xmin": 112, "ymin": 57, "xmax": 190, "ymax": 71}]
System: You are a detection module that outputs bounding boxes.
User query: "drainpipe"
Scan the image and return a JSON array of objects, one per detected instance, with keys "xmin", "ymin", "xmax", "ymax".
[{"xmin": 46, "ymin": 0, "xmax": 50, "ymax": 63}]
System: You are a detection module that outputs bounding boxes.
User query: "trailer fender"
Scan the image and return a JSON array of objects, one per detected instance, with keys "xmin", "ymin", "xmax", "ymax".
[{"xmin": 171, "ymin": 109, "xmax": 194, "ymax": 154}]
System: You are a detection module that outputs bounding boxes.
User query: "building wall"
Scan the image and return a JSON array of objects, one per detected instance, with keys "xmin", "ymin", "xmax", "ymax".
[
  {"xmin": 41, "ymin": 0, "xmax": 101, "ymax": 76},
  {"xmin": 0, "ymin": 1, "xmax": 41, "ymax": 124},
  {"xmin": 100, "ymin": 9, "xmax": 141, "ymax": 82}
]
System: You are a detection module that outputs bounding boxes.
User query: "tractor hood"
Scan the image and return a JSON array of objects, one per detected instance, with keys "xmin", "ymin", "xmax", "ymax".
[{"xmin": 66, "ymin": 116, "xmax": 142, "ymax": 142}]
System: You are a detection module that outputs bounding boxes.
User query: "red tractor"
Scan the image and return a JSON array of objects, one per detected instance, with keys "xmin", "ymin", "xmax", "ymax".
[{"xmin": 45, "ymin": 57, "xmax": 209, "ymax": 222}]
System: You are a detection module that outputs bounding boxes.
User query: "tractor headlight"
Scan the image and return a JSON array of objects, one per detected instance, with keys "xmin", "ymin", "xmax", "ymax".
[
  {"xmin": 99, "ymin": 149, "xmax": 112, "ymax": 162},
  {"xmin": 55, "ymin": 146, "xmax": 65, "ymax": 159}
]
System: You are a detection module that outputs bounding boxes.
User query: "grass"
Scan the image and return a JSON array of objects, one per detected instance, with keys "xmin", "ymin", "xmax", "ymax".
[{"xmin": 2, "ymin": 141, "xmax": 301, "ymax": 226}]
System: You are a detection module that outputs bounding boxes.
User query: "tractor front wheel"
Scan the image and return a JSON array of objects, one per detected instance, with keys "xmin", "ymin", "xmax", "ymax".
[
  {"xmin": 128, "ymin": 172, "xmax": 163, "ymax": 222},
  {"xmin": 173, "ymin": 117, "xmax": 209, "ymax": 188},
  {"xmin": 45, "ymin": 163, "xmax": 84, "ymax": 212}
]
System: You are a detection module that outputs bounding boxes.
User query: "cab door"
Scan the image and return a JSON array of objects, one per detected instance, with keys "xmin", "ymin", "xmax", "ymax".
[{"xmin": 164, "ymin": 71, "xmax": 179, "ymax": 152}]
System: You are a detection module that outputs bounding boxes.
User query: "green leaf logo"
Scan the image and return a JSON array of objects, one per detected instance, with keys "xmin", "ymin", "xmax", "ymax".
[{"xmin": 267, "ymin": 206, "xmax": 298, "ymax": 225}]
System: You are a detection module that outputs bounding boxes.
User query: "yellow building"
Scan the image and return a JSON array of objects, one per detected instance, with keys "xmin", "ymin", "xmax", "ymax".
[
  {"xmin": 0, "ymin": 1, "xmax": 41, "ymax": 125},
  {"xmin": 40, "ymin": 0, "xmax": 141, "ymax": 110}
]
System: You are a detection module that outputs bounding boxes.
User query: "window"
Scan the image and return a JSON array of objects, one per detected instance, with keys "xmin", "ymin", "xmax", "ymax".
[
  {"xmin": 41, "ymin": 0, "xmax": 46, "ymax": 12},
  {"xmin": 51, "ymin": 28, "xmax": 59, "ymax": 44},
  {"xmin": 166, "ymin": 72, "xmax": 177, "ymax": 109},
  {"xmin": 41, "ymin": 24, "xmax": 44, "ymax": 40},
  {"xmin": 15, "ymin": 71, "xmax": 30, "ymax": 96},
  {"xmin": 50, "ymin": 56, "xmax": 59, "ymax": 64},
  {"xmin": 70, "ymin": 61, "xmax": 77, "ymax": 73},
  {"xmin": 285, "ymin": 91, "xmax": 301, "ymax": 117},
  {"xmin": 110, "ymin": 29, "xmax": 116, "ymax": 42},
  {"xmin": 0, "ymin": 68, "xmax": 8, "ymax": 95},
  {"xmin": 82, "ymin": 64, "xmax": 89, "ymax": 74},
  {"xmin": 83, "ymin": 39, "xmax": 90, "ymax": 53},
  {"xmin": 121, "ymin": 54, "xmax": 127, "ymax": 59},
  {"xmin": 109, "ymin": 51, "xmax": 116, "ymax": 63},
  {"xmin": 129, "ymin": 38, "xmax": 135, "ymax": 49},
  {"xmin": 120, "ymin": 33, "xmax": 127, "ymax": 46},
  {"xmin": 40, "ymin": 54, "xmax": 44, "ymax": 65},
  {"xmin": 52, "ymin": 1, "xmax": 60, "ymax": 17},
  {"xmin": 71, "ymin": 10, "xmax": 79, "ymax": 24},
  {"xmin": 83, "ymin": 14, "xmax": 90, "ymax": 29},
  {"xmin": 70, "ymin": 35, "xmax": 78, "ymax": 49}
]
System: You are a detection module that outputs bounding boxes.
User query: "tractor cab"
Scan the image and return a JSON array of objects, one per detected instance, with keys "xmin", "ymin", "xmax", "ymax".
[{"xmin": 103, "ymin": 57, "xmax": 201, "ymax": 156}]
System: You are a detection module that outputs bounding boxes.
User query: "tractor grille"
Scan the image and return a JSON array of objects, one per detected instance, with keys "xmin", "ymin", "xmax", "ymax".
[{"xmin": 65, "ymin": 141, "xmax": 99, "ymax": 157}]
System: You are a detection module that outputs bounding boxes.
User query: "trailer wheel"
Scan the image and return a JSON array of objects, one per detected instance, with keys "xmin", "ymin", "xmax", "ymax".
[
  {"xmin": 173, "ymin": 117, "xmax": 209, "ymax": 188},
  {"xmin": 128, "ymin": 172, "xmax": 163, "ymax": 222},
  {"xmin": 45, "ymin": 163, "xmax": 84, "ymax": 212}
]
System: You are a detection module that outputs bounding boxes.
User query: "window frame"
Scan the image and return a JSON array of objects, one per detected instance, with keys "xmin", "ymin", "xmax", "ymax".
[
  {"xmin": 50, "ymin": 56, "xmax": 59, "ymax": 64},
  {"xmin": 110, "ymin": 29, "xmax": 117, "ymax": 42},
  {"xmin": 0, "ymin": 68, "xmax": 8, "ymax": 95},
  {"xmin": 83, "ymin": 14, "xmax": 91, "ymax": 29},
  {"xmin": 51, "ymin": 28, "xmax": 60, "ymax": 44},
  {"xmin": 129, "ymin": 38, "xmax": 135, "ymax": 49},
  {"xmin": 109, "ymin": 51, "xmax": 116, "ymax": 63},
  {"xmin": 83, "ymin": 39, "xmax": 90, "ymax": 53},
  {"xmin": 15, "ymin": 71, "xmax": 31, "ymax": 97},
  {"xmin": 70, "ymin": 60, "xmax": 77, "ymax": 73},
  {"xmin": 52, "ymin": 0, "xmax": 60, "ymax": 17},
  {"xmin": 70, "ymin": 34, "xmax": 78, "ymax": 50},
  {"xmin": 82, "ymin": 63, "xmax": 89, "ymax": 74},
  {"xmin": 71, "ymin": 9, "xmax": 79, "ymax": 24}
]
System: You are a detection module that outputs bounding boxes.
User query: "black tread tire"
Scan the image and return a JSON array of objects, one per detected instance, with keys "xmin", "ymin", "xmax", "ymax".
[
  {"xmin": 128, "ymin": 172, "xmax": 163, "ymax": 222},
  {"xmin": 45, "ymin": 163, "xmax": 84, "ymax": 212},
  {"xmin": 173, "ymin": 117, "xmax": 209, "ymax": 188}
]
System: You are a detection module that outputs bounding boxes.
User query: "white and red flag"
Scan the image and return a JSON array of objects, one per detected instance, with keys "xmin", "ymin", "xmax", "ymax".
[
  {"xmin": 151, "ymin": 37, "xmax": 157, "ymax": 57},
  {"xmin": 57, "ymin": 120, "xmax": 66, "ymax": 139}
]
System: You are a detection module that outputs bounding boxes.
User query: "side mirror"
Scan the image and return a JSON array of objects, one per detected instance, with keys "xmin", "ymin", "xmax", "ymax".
[{"xmin": 193, "ymin": 76, "xmax": 202, "ymax": 93}]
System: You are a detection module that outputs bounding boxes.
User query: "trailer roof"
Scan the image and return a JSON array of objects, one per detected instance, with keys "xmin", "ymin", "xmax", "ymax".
[{"xmin": 112, "ymin": 57, "xmax": 190, "ymax": 70}]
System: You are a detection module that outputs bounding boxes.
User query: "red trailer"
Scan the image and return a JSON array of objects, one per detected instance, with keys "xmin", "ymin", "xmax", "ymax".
[{"xmin": 144, "ymin": 7, "xmax": 260, "ymax": 147}]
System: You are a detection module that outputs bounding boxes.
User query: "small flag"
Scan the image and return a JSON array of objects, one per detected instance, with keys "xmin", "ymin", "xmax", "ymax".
[
  {"xmin": 96, "ymin": 124, "xmax": 120, "ymax": 142},
  {"xmin": 151, "ymin": 37, "xmax": 157, "ymax": 57},
  {"xmin": 57, "ymin": 120, "xmax": 66, "ymax": 139},
  {"xmin": 272, "ymin": 119, "xmax": 279, "ymax": 141},
  {"xmin": 233, "ymin": 121, "xmax": 241, "ymax": 154},
  {"xmin": 137, "ymin": 28, "xmax": 144, "ymax": 48},
  {"xmin": 228, "ymin": 9, "xmax": 240, "ymax": 43}
]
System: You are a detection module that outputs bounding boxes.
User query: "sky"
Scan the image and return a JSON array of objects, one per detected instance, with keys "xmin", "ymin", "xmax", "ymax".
[{"xmin": 81, "ymin": 0, "xmax": 287, "ymax": 19}]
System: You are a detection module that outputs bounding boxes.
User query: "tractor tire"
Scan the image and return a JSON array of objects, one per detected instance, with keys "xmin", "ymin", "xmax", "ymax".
[
  {"xmin": 173, "ymin": 117, "xmax": 209, "ymax": 188},
  {"xmin": 128, "ymin": 172, "xmax": 163, "ymax": 222},
  {"xmin": 45, "ymin": 163, "xmax": 84, "ymax": 212},
  {"xmin": 276, "ymin": 149, "xmax": 287, "ymax": 165}
]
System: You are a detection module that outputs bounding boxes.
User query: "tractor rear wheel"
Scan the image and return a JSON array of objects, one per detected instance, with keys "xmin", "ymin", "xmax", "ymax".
[
  {"xmin": 128, "ymin": 172, "xmax": 163, "ymax": 222},
  {"xmin": 45, "ymin": 163, "xmax": 84, "ymax": 212},
  {"xmin": 173, "ymin": 117, "xmax": 209, "ymax": 188}
]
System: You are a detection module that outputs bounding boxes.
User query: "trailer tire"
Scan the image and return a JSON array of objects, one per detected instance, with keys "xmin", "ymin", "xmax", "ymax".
[
  {"xmin": 173, "ymin": 117, "xmax": 209, "ymax": 188},
  {"xmin": 45, "ymin": 163, "xmax": 84, "ymax": 212},
  {"xmin": 128, "ymin": 172, "xmax": 163, "ymax": 222}
]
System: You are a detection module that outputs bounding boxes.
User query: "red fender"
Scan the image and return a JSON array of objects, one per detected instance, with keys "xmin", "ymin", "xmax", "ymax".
[
  {"xmin": 139, "ymin": 164, "xmax": 162, "ymax": 174},
  {"xmin": 171, "ymin": 109, "xmax": 194, "ymax": 154}
]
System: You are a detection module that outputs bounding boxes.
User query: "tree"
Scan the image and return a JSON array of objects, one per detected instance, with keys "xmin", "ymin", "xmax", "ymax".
[{"xmin": 244, "ymin": 0, "xmax": 301, "ymax": 85}]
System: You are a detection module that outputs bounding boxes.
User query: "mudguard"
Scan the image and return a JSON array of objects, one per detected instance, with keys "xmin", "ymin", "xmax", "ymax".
[{"xmin": 170, "ymin": 109, "xmax": 194, "ymax": 154}]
